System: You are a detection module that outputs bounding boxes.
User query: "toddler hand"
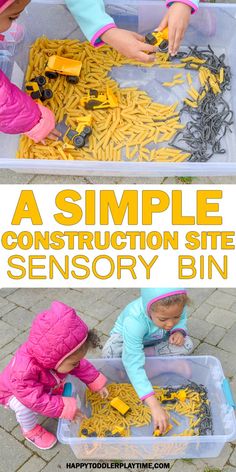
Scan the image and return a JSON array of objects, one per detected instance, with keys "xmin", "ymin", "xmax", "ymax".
[
  {"xmin": 73, "ymin": 408, "xmax": 87, "ymax": 423},
  {"xmin": 145, "ymin": 396, "xmax": 169, "ymax": 434},
  {"xmin": 101, "ymin": 28, "xmax": 156, "ymax": 63},
  {"xmin": 157, "ymin": 3, "xmax": 191, "ymax": 56},
  {"xmin": 99, "ymin": 387, "xmax": 109, "ymax": 399},
  {"xmin": 169, "ymin": 331, "xmax": 185, "ymax": 346},
  {"xmin": 41, "ymin": 128, "xmax": 61, "ymax": 144}
]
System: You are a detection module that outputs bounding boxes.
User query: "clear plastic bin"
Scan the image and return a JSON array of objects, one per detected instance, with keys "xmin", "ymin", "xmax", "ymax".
[
  {"xmin": 1, "ymin": 1, "xmax": 236, "ymax": 176},
  {"xmin": 57, "ymin": 356, "xmax": 236, "ymax": 460}
]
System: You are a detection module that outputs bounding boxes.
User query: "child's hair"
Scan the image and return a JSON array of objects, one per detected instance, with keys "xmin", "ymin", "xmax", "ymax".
[
  {"xmin": 150, "ymin": 294, "xmax": 191, "ymax": 313},
  {"xmin": 73, "ymin": 329, "xmax": 102, "ymax": 357}
]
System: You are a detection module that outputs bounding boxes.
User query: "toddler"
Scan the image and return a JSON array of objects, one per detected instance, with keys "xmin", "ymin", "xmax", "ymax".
[
  {"xmin": 0, "ymin": 301, "xmax": 108, "ymax": 450},
  {"xmin": 0, "ymin": 0, "xmax": 60, "ymax": 141},
  {"xmin": 65, "ymin": 0, "xmax": 199, "ymax": 62},
  {"xmin": 102, "ymin": 288, "xmax": 193, "ymax": 434}
]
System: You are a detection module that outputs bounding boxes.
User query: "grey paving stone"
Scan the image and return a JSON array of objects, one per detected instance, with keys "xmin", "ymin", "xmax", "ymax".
[
  {"xmin": 7, "ymin": 289, "xmax": 49, "ymax": 309},
  {"xmin": 205, "ymin": 326, "xmax": 226, "ymax": 346},
  {"xmin": 2, "ymin": 307, "xmax": 35, "ymax": 330},
  {"xmin": 207, "ymin": 308, "xmax": 236, "ymax": 329},
  {"xmin": 0, "ymin": 170, "xmax": 34, "ymax": 184},
  {"xmin": 96, "ymin": 308, "xmax": 121, "ymax": 335},
  {"xmin": 229, "ymin": 447, "xmax": 236, "ymax": 466},
  {"xmin": 207, "ymin": 291, "xmax": 236, "ymax": 310},
  {"xmin": 187, "ymin": 289, "xmax": 216, "ymax": 310},
  {"xmin": 14, "ymin": 330, "xmax": 30, "ymax": 345},
  {"xmin": 0, "ymin": 340, "xmax": 19, "ymax": 358},
  {"xmin": 39, "ymin": 444, "xmax": 77, "ymax": 472},
  {"xmin": 0, "ymin": 407, "xmax": 18, "ymax": 432},
  {"xmin": 191, "ymin": 337, "xmax": 201, "ymax": 352},
  {"xmin": 218, "ymin": 323, "xmax": 236, "ymax": 354},
  {"xmin": 18, "ymin": 456, "xmax": 46, "ymax": 472},
  {"xmin": 30, "ymin": 175, "xmax": 88, "ymax": 184},
  {"xmin": 202, "ymin": 443, "xmax": 233, "ymax": 469},
  {"xmin": 0, "ymin": 427, "xmax": 32, "ymax": 472},
  {"xmin": 188, "ymin": 318, "xmax": 213, "ymax": 341},
  {"xmin": 0, "ymin": 320, "xmax": 20, "ymax": 347},
  {"xmin": 83, "ymin": 299, "xmax": 118, "ymax": 321},
  {"xmin": 24, "ymin": 436, "xmax": 61, "ymax": 461},
  {"xmin": 223, "ymin": 467, "xmax": 236, "ymax": 472},
  {"xmin": 109, "ymin": 289, "xmax": 140, "ymax": 309},
  {"xmin": 0, "ymin": 301, "xmax": 17, "ymax": 318},
  {"xmin": 0, "ymin": 354, "xmax": 12, "ymax": 371},
  {"xmin": 170, "ymin": 460, "xmax": 197, "ymax": 471},
  {"xmin": 0, "ymin": 296, "xmax": 12, "ymax": 309},
  {"xmin": 190, "ymin": 303, "xmax": 214, "ymax": 321}
]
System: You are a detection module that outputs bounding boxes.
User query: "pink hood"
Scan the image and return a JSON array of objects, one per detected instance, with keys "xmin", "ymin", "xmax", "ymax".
[
  {"xmin": 0, "ymin": 0, "xmax": 15, "ymax": 13},
  {"xmin": 0, "ymin": 302, "xmax": 106, "ymax": 420},
  {"xmin": 27, "ymin": 301, "xmax": 88, "ymax": 369}
]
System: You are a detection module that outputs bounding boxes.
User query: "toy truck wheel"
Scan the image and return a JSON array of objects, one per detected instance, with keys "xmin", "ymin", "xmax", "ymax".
[
  {"xmin": 41, "ymin": 89, "xmax": 53, "ymax": 101},
  {"xmin": 45, "ymin": 71, "xmax": 58, "ymax": 79},
  {"xmin": 159, "ymin": 40, "xmax": 168, "ymax": 51},
  {"xmin": 31, "ymin": 91, "xmax": 41, "ymax": 100},
  {"xmin": 85, "ymin": 100, "xmax": 102, "ymax": 110},
  {"xmin": 73, "ymin": 135, "xmax": 86, "ymax": 148},
  {"xmin": 35, "ymin": 76, "xmax": 46, "ymax": 86},
  {"xmin": 67, "ymin": 76, "xmax": 79, "ymax": 84},
  {"xmin": 90, "ymin": 89, "xmax": 98, "ymax": 97},
  {"xmin": 145, "ymin": 33, "xmax": 157, "ymax": 45},
  {"xmin": 83, "ymin": 126, "xmax": 92, "ymax": 136}
]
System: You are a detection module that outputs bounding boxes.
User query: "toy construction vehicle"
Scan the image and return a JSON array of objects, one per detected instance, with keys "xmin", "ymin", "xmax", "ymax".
[
  {"xmin": 80, "ymin": 87, "xmax": 119, "ymax": 110},
  {"xmin": 159, "ymin": 389, "xmax": 187, "ymax": 404},
  {"xmin": 63, "ymin": 115, "xmax": 93, "ymax": 149},
  {"xmin": 25, "ymin": 76, "xmax": 53, "ymax": 102},
  {"xmin": 110, "ymin": 397, "xmax": 131, "ymax": 416},
  {"xmin": 145, "ymin": 27, "xmax": 169, "ymax": 51},
  {"xmin": 153, "ymin": 423, "xmax": 173, "ymax": 437},
  {"xmin": 45, "ymin": 55, "xmax": 82, "ymax": 84},
  {"xmin": 104, "ymin": 426, "xmax": 126, "ymax": 437}
]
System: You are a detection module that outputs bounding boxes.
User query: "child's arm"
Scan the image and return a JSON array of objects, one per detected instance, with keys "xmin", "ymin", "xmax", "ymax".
[
  {"xmin": 158, "ymin": 0, "xmax": 199, "ymax": 55},
  {"xmin": 70, "ymin": 358, "xmax": 107, "ymax": 393},
  {"xmin": 0, "ymin": 71, "xmax": 59, "ymax": 142},
  {"xmin": 122, "ymin": 317, "xmax": 169, "ymax": 431},
  {"xmin": 65, "ymin": 0, "xmax": 156, "ymax": 62}
]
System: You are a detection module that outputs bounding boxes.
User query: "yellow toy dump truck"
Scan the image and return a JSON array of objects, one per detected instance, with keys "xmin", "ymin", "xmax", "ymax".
[
  {"xmin": 80, "ymin": 87, "xmax": 119, "ymax": 110},
  {"xmin": 45, "ymin": 55, "xmax": 82, "ymax": 84},
  {"xmin": 110, "ymin": 397, "xmax": 131, "ymax": 416},
  {"xmin": 145, "ymin": 27, "xmax": 169, "ymax": 51},
  {"xmin": 63, "ymin": 115, "xmax": 93, "ymax": 149},
  {"xmin": 25, "ymin": 76, "xmax": 53, "ymax": 102}
]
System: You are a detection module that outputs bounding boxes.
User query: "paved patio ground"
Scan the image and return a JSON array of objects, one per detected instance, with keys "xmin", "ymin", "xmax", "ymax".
[{"xmin": 0, "ymin": 288, "xmax": 236, "ymax": 471}]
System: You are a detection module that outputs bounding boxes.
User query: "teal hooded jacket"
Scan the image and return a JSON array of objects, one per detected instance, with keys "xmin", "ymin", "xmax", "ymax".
[
  {"xmin": 65, "ymin": 0, "xmax": 200, "ymax": 48},
  {"xmin": 110, "ymin": 288, "xmax": 188, "ymax": 400}
]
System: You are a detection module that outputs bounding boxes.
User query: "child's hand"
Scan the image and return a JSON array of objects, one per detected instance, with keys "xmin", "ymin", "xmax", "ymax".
[
  {"xmin": 41, "ymin": 128, "xmax": 61, "ymax": 144},
  {"xmin": 169, "ymin": 331, "xmax": 185, "ymax": 346},
  {"xmin": 98, "ymin": 387, "xmax": 109, "ymax": 399},
  {"xmin": 73, "ymin": 408, "xmax": 87, "ymax": 423},
  {"xmin": 145, "ymin": 396, "xmax": 169, "ymax": 434},
  {"xmin": 157, "ymin": 3, "xmax": 191, "ymax": 56},
  {"xmin": 101, "ymin": 28, "xmax": 156, "ymax": 63}
]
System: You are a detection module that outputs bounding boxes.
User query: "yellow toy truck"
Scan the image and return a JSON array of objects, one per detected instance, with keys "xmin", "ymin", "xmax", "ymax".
[
  {"xmin": 145, "ymin": 27, "xmax": 169, "ymax": 51},
  {"xmin": 159, "ymin": 389, "xmax": 187, "ymax": 404},
  {"xmin": 80, "ymin": 87, "xmax": 119, "ymax": 110},
  {"xmin": 45, "ymin": 55, "xmax": 82, "ymax": 84},
  {"xmin": 25, "ymin": 76, "xmax": 53, "ymax": 102},
  {"xmin": 64, "ymin": 115, "xmax": 93, "ymax": 149},
  {"xmin": 110, "ymin": 397, "xmax": 131, "ymax": 416}
]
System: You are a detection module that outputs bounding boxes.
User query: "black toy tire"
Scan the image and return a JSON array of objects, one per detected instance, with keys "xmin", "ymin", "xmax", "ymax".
[
  {"xmin": 73, "ymin": 135, "xmax": 85, "ymax": 148},
  {"xmin": 41, "ymin": 89, "xmax": 53, "ymax": 101},
  {"xmin": 67, "ymin": 76, "xmax": 79, "ymax": 84},
  {"xmin": 31, "ymin": 91, "xmax": 40, "ymax": 100},
  {"xmin": 45, "ymin": 71, "xmax": 58, "ymax": 79},
  {"xmin": 35, "ymin": 76, "xmax": 46, "ymax": 86},
  {"xmin": 85, "ymin": 100, "xmax": 102, "ymax": 110},
  {"xmin": 159, "ymin": 40, "xmax": 168, "ymax": 51}
]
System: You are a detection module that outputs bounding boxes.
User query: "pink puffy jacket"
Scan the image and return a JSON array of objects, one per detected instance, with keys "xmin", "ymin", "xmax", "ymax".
[
  {"xmin": 0, "ymin": 301, "xmax": 107, "ymax": 420},
  {"xmin": 0, "ymin": 70, "xmax": 56, "ymax": 142}
]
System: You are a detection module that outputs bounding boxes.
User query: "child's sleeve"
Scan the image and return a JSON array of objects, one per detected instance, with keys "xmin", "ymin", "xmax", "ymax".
[
  {"xmin": 10, "ymin": 366, "xmax": 77, "ymax": 420},
  {"xmin": 0, "ymin": 70, "xmax": 55, "ymax": 142},
  {"xmin": 170, "ymin": 305, "xmax": 188, "ymax": 336},
  {"xmin": 65, "ymin": 0, "xmax": 116, "ymax": 47},
  {"xmin": 122, "ymin": 317, "xmax": 155, "ymax": 400},
  {"xmin": 166, "ymin": 0, "xmax": 199, "ymax": 14},
  {"xmin": 71, "ymin": 359, "xmax": 107, "ymax": 392}
]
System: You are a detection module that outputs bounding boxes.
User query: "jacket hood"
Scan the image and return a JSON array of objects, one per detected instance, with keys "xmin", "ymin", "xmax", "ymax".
[
  {"xmin": 0, "ymin": 0, "xmax": 15, "ymax": 13},
  {"xmin": 141, "ymin": 288, "xmax": 187, "ymax": 316},
  {"xmin": 26, "ymin": 301, "xmax": 88, "ymax": 369}
]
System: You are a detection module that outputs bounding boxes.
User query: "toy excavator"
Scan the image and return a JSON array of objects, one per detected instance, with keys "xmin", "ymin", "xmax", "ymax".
[
  {"xmin": 159, "ymin": 389, "xmax": 187, "ymax": 404},
  {"xmin": 80, "ymin": 87, "xmax": 119, "ymax": 110},
  {"xmin": 145, "ymin": 27, "xmax": 169, "ymax": 51},
  {"xmin": 63, "ymin": 115, "xmax": 93, "ymax": 149},
  {"xmin": 45, "ymin": 55, "xmax": 82, "ymax": 84},
  {"xmin": 25, "ymin": 76, "xmax": 53, "ymax": 102}
]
